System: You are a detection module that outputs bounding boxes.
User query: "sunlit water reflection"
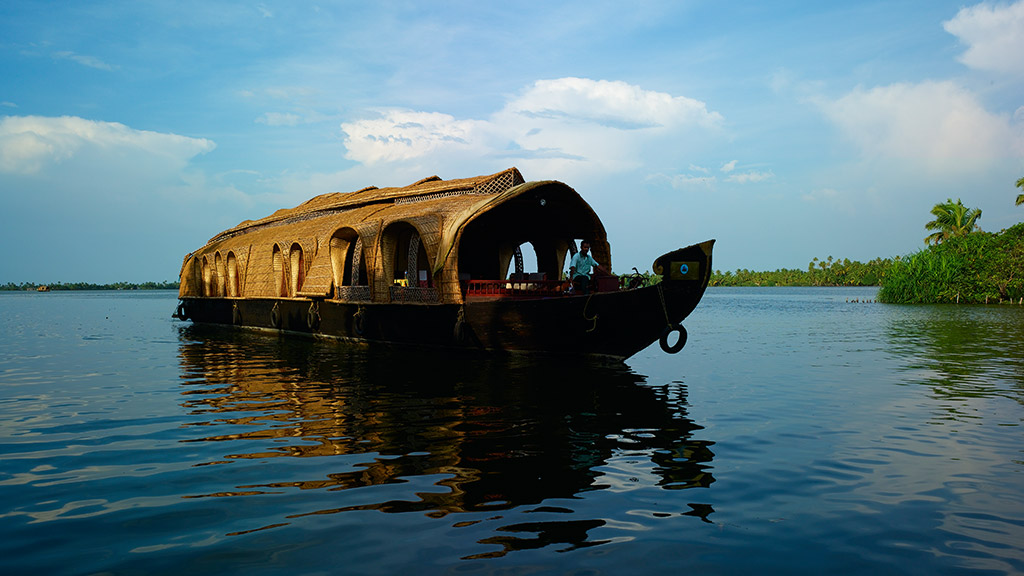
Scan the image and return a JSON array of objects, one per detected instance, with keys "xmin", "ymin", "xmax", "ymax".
[{"xmin": 1, "ymin": 288, "xmax": 1022, "ymax": 574}]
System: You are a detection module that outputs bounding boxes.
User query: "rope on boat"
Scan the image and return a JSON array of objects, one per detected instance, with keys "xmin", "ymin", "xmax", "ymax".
[
  {"xmin": 353, "ymin": 305, "xmax": 366, "ymax": 336},
  {"xmin": 657, "ymin": 283, "xmax": 687, "ymax": 354},
  {"xmin": 454, "ymin": 306, "xmax": 467, "ymax": 342},
  {"xmin": 307, "ymin": 301, "xmax": 320, "ymax": 330},
  {"xmin": 656, "ymin": 283, "xmax": 671, "ymax": 327},
  {"xmin": 583, "ymin": 293, "xmax": 599, "ymax": 333}
]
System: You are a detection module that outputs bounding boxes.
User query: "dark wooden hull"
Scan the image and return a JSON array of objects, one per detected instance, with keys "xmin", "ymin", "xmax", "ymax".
[{"xmin": 176, "ymin": 241, "xmax": 713, "ymax": 361}]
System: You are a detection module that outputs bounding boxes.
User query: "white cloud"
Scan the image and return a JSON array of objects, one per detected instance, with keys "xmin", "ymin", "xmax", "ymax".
[
  {"xmin": 341, "ymin": 110, "xmax": 486, "ymax": 164},
  {"xmin": 339, "ymin": 77, "xmax": 725, "ymax": 176},
  {"xmin": 944, "ymin": 0, "xmax": 1024, "ymax": 75},
  {"xmin": 720, "ymin": 160, "xmax": 737, "ymax": 173},
  {"xmin": 503, "ymin": 78, "xmax": 723, "ymax": 130},
  {"xmin": 818, "ymin": 81, "xmax": 1024, "ymax": 170},
  {"xmin": 0, "ymin": 115, "xmax": 215, "ymax": 175},
  {"xmin": 725, "ymin": 170, "xmax": 774, "ymax": 184}
]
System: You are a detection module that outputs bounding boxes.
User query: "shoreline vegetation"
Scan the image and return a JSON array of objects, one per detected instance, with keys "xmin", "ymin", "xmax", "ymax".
[{"xmin": 1, "ymin": 281, "xmax": 178, "ymax": 291}]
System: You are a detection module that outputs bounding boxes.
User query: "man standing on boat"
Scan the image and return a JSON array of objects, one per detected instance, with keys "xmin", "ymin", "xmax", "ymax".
[{"xmin": 569, "ymin": 240, "xmax": 602, "ymax": 295}]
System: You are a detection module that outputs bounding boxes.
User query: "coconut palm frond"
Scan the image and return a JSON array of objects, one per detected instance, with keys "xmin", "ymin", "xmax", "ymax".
[{"xmin": 924, "ymin": 198, "xmax": 981, "ymax": 244}]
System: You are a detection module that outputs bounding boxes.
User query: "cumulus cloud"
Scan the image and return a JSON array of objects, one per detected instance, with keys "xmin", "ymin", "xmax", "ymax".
[
  {"xmin": 720, "ymin": 160, "xmax": 737, "ymax": 173},
  {"xmin": 0, "ymin": 115, "xmax": 215, "ymax": 176},
  {"xmin": 944, "ymin": 0, "xmax": 1024, "ymax": 75},
  {"xmin": 341, "ymin": 110, "xmax": 486, "ymax": 164},
  {"xmin": 503, "ymin": 78, "xmax": 723, "ymax": 130},
  {"xmin": 818, "ymin": 81, "xmax": 1024, "ymax": 169},
  {"xmin": 340, "ymin": 77, "xmax": 724, "ymax": 175}
]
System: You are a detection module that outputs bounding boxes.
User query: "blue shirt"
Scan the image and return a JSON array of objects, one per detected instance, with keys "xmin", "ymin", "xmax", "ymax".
[{"xmin": 570, "ymin": 251, "xmax": 600, "ymax": 279}]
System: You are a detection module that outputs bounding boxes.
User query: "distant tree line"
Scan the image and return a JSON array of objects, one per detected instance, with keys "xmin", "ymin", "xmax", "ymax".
[
  {"xmin": 711, "ymin": 256, "xmax": 893, "ymax": 287},
  {"xmin": 0, "ymin": 281, "xmax": 178, "ymax": 291}
]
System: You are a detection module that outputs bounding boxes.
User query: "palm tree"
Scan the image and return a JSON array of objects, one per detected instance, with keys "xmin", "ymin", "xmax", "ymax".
[
  {"xmin": 924, "ymin": 198, "xmax": 982, "ymax": 245},
  {"xmin": 1016, "ymin": 176, "xmax": 1023, "ymax": 206}
]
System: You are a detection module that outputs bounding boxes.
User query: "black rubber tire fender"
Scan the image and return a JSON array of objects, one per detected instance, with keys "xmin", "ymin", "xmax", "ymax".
[
  {"xmin": 270, "ymin": 302, "xmax": 281, "ymax": 328},
  {"xmin": 353, "ymin": 310, "xmax": 365, "ymax": 336},
  {"xmin": 659, "ymin": 323, "xmax": 687, "ymax": 354}
]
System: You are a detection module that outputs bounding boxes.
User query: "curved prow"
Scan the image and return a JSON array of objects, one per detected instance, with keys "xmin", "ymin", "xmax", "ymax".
[
  {"xmin": 650, "ymin": 239, "xmax": 715, "ymax": 354},
  {"xmin": 653, "ymin": 239, "xmax": 715, "ymax": 289}
]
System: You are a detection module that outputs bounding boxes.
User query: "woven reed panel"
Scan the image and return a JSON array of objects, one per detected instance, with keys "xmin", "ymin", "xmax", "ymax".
[
  {"xmin": 374, "ymin": 226, "xmax": 398, "ymax": 303},
  {"xmin": 233, "ymin": 244, "xmax": 251, "ymax": 296},
  {"xmin": 243, "ymin": 242, "xmax": 280, "ymax": 297},
  {"xmin": 298, "ymin": 237, "xmax": 334, "ymax": 297},
  {"xmin": 438, "ymin": 265, "xmax": 463, "ymax": 304},
  {"xmin": 351, "ymin": 219, "xmax": 383, "ymax": 301},
  {"xmin": 178, "ymin": 254, "xmax": 200, "ymax": 297}
]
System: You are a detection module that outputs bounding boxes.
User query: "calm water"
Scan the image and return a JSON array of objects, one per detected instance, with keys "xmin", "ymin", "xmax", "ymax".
[{"xmin": 1, "ymin": 288, "xmax": 1022, "ymax": 575}]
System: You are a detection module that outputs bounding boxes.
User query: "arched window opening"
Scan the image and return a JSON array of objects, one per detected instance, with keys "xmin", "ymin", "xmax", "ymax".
[
  {"xmin": 226, "ymin": 252, "xmax": 239, "ymax": 297},
  {"xmin": 214, "ymin": 252, "xmax": 225, "ymax": 297},
  {"xmin": 507, "ymin": 242, "xmax": 541, "ymax": 281},
  {"xmin": 290, "ymin": 243, "xmax": 304, "ymax": 295},
  {"xmin": 330, "ymin": 229, "xmax": 367, "ymax": 288},
  {"xmin": 383, "ymin": 222, "xmax": 436, "ymax": 302},
  {"xmin": 201, "ymin": 257, "xmax": 213, "ymax": 297},
  {"xmin": 272, "ymin": 245, "xmax": 287, "ymax": 297},
  {"xmin": 385, "ymin": 224, "xmax": 431, "ymax": 287},
  {"xmin": 330, "ymin": 228, "xmax": 370, "ymax": 301}
]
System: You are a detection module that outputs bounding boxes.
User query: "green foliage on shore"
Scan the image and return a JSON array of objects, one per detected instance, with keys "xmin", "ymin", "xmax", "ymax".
[
  {"xmin": 711, "ymin": 256, "xmax": 892, "ymax": 287},
  {"xmin": 0, "ymin": 281, "xmax": 178, "ymax": 291},
  {"xmin": 877, "ymin": 222, "xmax": 1024, "ymax": 304}
]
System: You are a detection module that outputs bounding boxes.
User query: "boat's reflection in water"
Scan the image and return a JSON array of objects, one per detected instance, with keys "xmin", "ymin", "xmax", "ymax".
[{"xmin": 176, "ymin": 325, "xmax": 714, "ymax": 556}]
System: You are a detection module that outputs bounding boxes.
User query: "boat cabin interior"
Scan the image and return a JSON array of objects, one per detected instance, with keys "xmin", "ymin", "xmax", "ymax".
[{"xmin": 454, "ymin": 183, "xmax": 618, "ymax": 300}]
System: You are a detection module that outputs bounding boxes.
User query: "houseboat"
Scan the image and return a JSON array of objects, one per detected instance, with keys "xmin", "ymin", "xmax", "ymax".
[{"xmin": 174, "ymin": 168, "xmax": 713, "ymax": 361}]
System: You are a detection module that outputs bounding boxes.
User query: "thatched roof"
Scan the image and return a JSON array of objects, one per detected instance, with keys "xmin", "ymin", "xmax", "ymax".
[{"xmin": 210, "ymin": 168, "xmax": 529, "ymax": 244}]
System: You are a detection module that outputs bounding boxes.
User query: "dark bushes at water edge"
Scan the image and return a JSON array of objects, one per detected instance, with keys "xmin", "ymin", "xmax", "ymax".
[{"xmin": 878, "ymin": 222, "xmax": 1024, "ymax": 304}]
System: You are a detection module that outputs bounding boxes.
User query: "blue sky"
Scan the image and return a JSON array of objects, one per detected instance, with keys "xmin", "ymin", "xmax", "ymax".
[{"xmin": 1, "ymin": 0, "xmax": 1023, "ymax": 283}]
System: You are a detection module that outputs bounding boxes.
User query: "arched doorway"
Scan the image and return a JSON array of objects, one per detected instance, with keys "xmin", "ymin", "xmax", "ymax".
[
  {"xmin": 330, "ymin": 228, "xmax": 370, "ymax": 301},
  {"xmin": 272, "ymin": 245, "xmax": 287, "ymax": 297},
  {"xmin": 226, "ymin": 252, "xmax": 239, "ymax": 297},
  {"xmin": 290, "ymin": 243, "xmax": 304, "ymax": 295},
  {"xmin": 381, "ymin": 222, "xmax": 436, "ymax": 302}
]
